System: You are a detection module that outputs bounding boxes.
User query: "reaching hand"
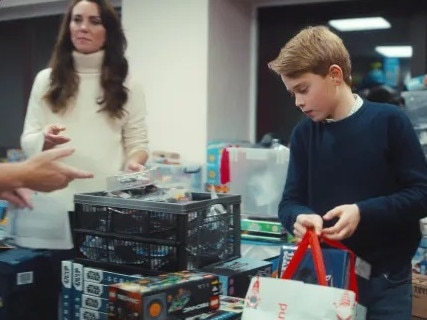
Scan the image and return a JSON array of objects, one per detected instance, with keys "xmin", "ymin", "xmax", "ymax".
[
  {"xmin": 20, "ymin": 147, "xmax": 93, "ymax": 192},
  {"xmin": 43, "ymin": 124, "xmax": 70, "ymax": 150},
  {"xmin": 293, "ymin": 213, "xmax": 323, "ymax": 242},
  {"xmin": 322, "ymin": 204, "xmax": 360, "ymax": 241},
  {"xmin": 0, "ymin": 189, "xmax": 33, "ymax": 209},
  {"xmin": 124, "ymin": 160, "xmax": 145, "ymax": 172}
]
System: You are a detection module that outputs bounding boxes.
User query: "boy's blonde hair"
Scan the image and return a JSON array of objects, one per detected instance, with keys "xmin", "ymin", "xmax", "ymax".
[{"xmin": 268, "ymin": 25, "xmax": 352, "ymax": 86}]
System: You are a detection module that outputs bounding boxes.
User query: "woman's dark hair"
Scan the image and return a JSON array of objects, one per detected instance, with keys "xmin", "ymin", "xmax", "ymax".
[{"xmin": 44, "ymin": 0, "xmax": 128, "ymax": 118}]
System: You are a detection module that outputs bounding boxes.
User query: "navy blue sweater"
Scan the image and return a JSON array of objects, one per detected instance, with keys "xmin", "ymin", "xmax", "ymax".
[{"xmin": 279, "ymin": 100, "xmax": 427, "ymax": 273}]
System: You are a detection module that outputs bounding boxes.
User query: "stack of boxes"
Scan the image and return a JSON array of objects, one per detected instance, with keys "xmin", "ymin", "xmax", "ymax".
[
  {"xmin": 62, "ymin": 188, "xmax": 243, "ymax": 319},
  {"xmin": 62, "ymin": 261, "xmax": 145, "ymax": 320},
  {"xmin": 412, "ymin": 221, "xmax": 427, "ymax": 319}
]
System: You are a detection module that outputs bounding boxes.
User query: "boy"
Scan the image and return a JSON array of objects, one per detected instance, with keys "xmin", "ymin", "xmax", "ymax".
[{"xmin": 269, "ymin": 25, "xmax": 427, "ymax": 319}]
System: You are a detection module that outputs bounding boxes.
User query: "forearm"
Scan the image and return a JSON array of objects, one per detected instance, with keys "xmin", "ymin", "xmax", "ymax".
[
  {"xmin": 126, "ymin": 150, "xmax": 149, "ymax": 166},
  {"xmin": 21, "ymin": 131, "xmax": 44, "ymax": 157},
  {"xmin": 0, "ymin": 162, "xmax": 27, "ymax": 191}
]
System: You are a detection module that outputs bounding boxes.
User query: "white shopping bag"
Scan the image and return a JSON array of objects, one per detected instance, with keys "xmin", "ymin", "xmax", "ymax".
[{"xmin": 242, "ymin": 230, "xmax": 366, "ymax": 320}]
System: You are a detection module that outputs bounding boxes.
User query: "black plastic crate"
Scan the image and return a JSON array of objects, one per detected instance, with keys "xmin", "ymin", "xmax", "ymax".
[{"xmin": 71, "ymin": 192, "xmax": 241, "ymax": 273}]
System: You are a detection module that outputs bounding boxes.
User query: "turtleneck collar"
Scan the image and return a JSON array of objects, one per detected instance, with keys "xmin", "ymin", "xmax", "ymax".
[{"xmin": 72, "ymin": 50, "xmax": 104, "ymax": 74}]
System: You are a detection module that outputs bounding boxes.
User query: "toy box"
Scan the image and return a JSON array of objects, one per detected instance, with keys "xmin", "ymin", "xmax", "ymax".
[
  {"xmin": 184, "ymin": 295, "xmax": 244, "ymax": 319},
  {"xmin": 80, "ymin": 307, "xmax": 108, "ymax": 320},
  {"xmin": 240, "ymin": 218, "xmax": 288, "ymax": 242},
  {"xmin": 412, "ymin": 239, "xmax": 427, "ymax": 275},
  {"xmin": 412, "ymin": 274, "xmax": 427, "ymax": 318},
  {"xmin": 206, "ymin": 140, "xmax": 249, "ymax": 193},
  {"xmin": 66, "ymin": 260, "xmax": 146, "ymax": 320},
  {"xmin": 278, "ymin": 243, "xmax": 350, "ymax": 289},
  {"xmin": 108, "ymin": 271, "xmax": 220, "ymax": 319},
  {"xmin": 200, "ymin": 257, "xmax": 272, "ymax": 298},
  {"xmin": 0, "ymin": 248, "xmax": 53, "ymax": 320}
]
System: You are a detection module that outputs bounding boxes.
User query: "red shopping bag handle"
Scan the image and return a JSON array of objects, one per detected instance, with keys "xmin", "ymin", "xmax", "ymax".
[
  {"xmin": 320, "ymin": 236, "xmax": 358, "ymax": 300},
  {"xmin": 281, "ymin": 230, "xmax": 359, "ymax": 300},
  {"xmin": 281, "ymin": 229, "xmax": 328, "ymax": 286}
]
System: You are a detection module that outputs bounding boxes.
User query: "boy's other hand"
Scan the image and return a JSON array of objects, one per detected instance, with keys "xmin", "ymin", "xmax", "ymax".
[
  {"xmin": 294, "ymin": 213, "xmax": 323, "ymax": 241},
  {"xmin": 322, "ymin": 204, "xmax": 360, "ymax": 240}
]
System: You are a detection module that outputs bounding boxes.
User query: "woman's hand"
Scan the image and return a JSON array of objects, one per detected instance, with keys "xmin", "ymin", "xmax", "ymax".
[
  {"xmin": 43, "ymin": 124, "xmax": 70, "ymax": 150},
  {"xmin": 124, "ymin": 160, "xmax": 145, "ymax": 172}
]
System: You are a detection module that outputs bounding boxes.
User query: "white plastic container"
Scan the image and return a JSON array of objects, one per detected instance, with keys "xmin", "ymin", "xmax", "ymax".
[{"xmin": 228, "ymin": 146, "xmax": 290, "ymax": 218}]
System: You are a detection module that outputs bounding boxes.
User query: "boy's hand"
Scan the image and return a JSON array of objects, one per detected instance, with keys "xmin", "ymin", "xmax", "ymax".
[
  {"xmin": 322, "ymin": 204, "xmax": 360, "ymax": 240},
  {"xmin": 294, "ymin": 213, "xmax": 323, "ymax": 241}
]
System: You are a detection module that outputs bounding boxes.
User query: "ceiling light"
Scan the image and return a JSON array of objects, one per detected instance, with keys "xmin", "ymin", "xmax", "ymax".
[
  {"xmin": 375, "ymin": 46, "xmax": 413, "ymax": 58},
  {"xmin": 328, "ymin": 17, "xmax": 391, "ymax": 32}
]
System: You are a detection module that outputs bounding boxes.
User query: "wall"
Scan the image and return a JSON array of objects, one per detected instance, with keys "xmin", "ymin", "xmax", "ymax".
[
  {"xmin": 207, "ymin": 0, "xmax": 253, "ymax": 142},
  {"xmin": 122, "ymin": 0, "xmax": 253, "ymax": 163}
]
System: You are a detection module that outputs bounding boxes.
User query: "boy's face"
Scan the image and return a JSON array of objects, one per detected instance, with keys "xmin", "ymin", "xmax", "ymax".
[{"xmin": 281, "ymin": 72, "xmax": 338, "ymax": 122}]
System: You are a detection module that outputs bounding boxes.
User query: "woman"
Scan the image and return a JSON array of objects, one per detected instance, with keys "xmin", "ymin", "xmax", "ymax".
[
  {"xmin": 17, "ymin": 2, "xmax": 149, "ymax": 317},
  {"xmin": 20, "ymin": 0, "xmax": 149, "ymax": 248}
]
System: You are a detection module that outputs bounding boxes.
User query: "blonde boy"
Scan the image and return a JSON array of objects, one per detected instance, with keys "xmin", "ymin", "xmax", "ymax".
[{"xmin": 269, "ymin": 26, "xmax": 427, "ymax": 319}]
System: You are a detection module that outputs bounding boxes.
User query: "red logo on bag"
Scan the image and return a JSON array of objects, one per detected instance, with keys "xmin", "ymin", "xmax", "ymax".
[
  {"xmin": 334, "ymin": 291, "xmax": 353, "ymax": 320},
  {"xmin": 278, "ymin": 302, "xmax": 288, "ymax": 319},
  {"xmin": 245, "ymin": 277, "xmax": 261, "ymax": 309}
]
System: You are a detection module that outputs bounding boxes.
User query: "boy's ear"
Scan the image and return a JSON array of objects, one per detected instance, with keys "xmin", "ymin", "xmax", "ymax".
[{"xmin": 329, "ymin": 64, "xmax": 343, "ymax": 84}]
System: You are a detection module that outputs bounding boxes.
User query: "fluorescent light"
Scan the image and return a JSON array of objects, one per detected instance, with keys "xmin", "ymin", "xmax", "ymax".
[
  {"xmin": 328, "ymin": 17, "xmax": 391, "ymax": 32},
  {"xmin": 375, "ymin": 46, "xmax": 413, "ymax": 58}
]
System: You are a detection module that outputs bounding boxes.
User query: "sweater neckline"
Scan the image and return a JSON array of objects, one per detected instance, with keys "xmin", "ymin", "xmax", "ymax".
[
  {"xmin": 72, "ymin": 50, "xmax": 104, "ymax": 74},
  {"xmin": 321, "ymin": 100, "xmax": 367, "ymax": 127}
]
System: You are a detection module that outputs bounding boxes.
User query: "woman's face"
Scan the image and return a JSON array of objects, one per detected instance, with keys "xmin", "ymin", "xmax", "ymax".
[{"xmin": 70, "ymin": 0, "xmax": 106, "ymax": 54}]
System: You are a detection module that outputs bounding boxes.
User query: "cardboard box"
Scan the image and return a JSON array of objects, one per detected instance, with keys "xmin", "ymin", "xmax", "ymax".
[
  {"xmin": 412, "ymin": 274, "xmax": 427, "ymax": 318},
  {"xmin": 109, "ymin": 271, "xmax": 220, "ymax": 319},
  {"xmin": 0, "ymin": 248, "xmax": 53, "ymax": 320},
  {"xmin": 200, "ymin": 257, "xmax": 272, "ymax": 297},
  {"xmin": 184, "ymin": 295, "xmax": 244, "ymax": 320}
]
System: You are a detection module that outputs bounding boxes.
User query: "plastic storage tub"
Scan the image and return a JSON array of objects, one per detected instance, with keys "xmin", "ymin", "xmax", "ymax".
[
  {"xmin": 71, "ymin": 192, "xmax": 241, "ymax": 273},
  {"xmin": 228, "ymin": 147, "xmax": 289, "ymax": 219}
]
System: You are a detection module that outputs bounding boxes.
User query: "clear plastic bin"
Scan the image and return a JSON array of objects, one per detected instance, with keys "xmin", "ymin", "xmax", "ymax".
[
  {"xmin": 146, "ymin": 163, "xmax": 203, "ymax": 191},
  {"xmin": 228, "ymin": 147, "xmax": 290, "ymax": 219}
]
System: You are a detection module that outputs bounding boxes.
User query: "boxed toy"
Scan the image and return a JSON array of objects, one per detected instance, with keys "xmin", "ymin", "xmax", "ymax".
[
  {"xmin": 240, "ymin": 218, "xmax": 288, "ymax": 242},
  {"xmin": 412, "ymin": 274, "xmax": 427, "ymax": 318},
  {"xmin": 184, "ymin": 295, "xmax": 244, "ymax": 319},
  {"xmin": 278, "ymin": 243, "xmax": 350, "ymax": 289},
  {"xmin": 108, "ymin": 271, "xmax": 220, "ymax": 319},
  {"xmin": 200, "ymin": 257, "xmax": 272, "ymax": 297},
  {"xmin": 68, "ymin": 261, "xmax": 142, "ymax": 320},
  {"xmin": 206, "ymin": 140, "xmax": 249, "ymax": 193},
  {"xmin": 80, "ymin": 307, "xmax": 108, "ymax": 320},
  {"xmin": 0, "ymin": 248, "xmax": 53, "ymax": 320},
  {"xmin": 412, "ymin": 237, "xmax": 427, "ymax": 275}
]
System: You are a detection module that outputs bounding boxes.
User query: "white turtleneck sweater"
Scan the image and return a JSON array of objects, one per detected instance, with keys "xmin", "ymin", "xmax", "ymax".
[{"xmin": 14, "ymin": 50, "xmax": 149, "ymax": 249}]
